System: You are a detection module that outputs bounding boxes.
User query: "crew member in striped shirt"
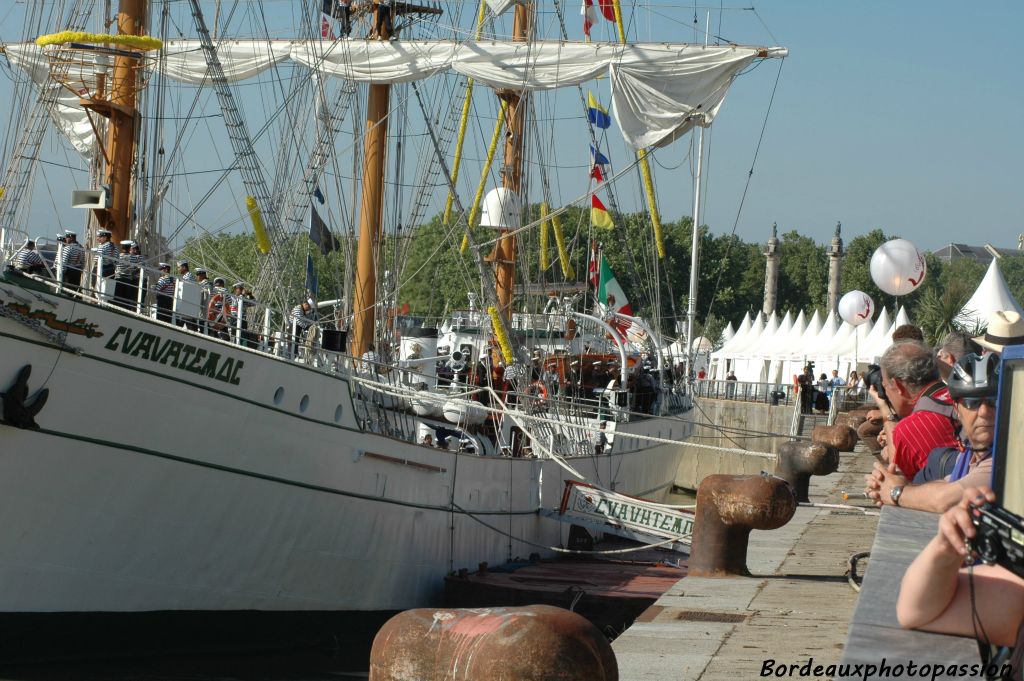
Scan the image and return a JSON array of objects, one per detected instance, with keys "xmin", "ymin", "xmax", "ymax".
[
  {"xmin": 154, "ymin": 262, "xmax": 175, "ymax": 323},
  {"xmin": 113, "ymin": 240, "xmax": 136, "ymax": 308},
  {"xmin": 195, "ymin": 268, "xmax": 212, "ymax": 327},
  {"xmin": 10, "ymin": 239, "xmax": 45, "ymax": 274},
  {"xmin": 58, "ymin": 230, "xmax": 86, "ymax": 289},
  {"xmin": 195, "ymin": 268, "xmax": 212, "ymax": 295},
  {"xmin": 128, "ymin": 242, "xmax": 144, "ymax": 302},
  {"xmin": 226, "ymin": 281, "xmax": 242, "ymax": 333},
  {"xmin": 177, "ymin": 260, "xmax": 195, "ymax": 282},
  {"xmin": 92, "ymin": 229, "xmax": 118, "ymax": 280},
  {"xmin": 290, "ymin": 299, "xmax": 315, "ymax": 356}
]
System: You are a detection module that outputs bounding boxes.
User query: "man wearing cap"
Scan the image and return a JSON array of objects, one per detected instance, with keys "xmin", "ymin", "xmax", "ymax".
[
  {"xmin": 92, "ymin": 229, "xmax": 118, "ymax": 281},
  {"xmin": 226, "ymin": 282, "xmax": 246, "ymax": 342},
  {"xmin": 975, "ymin": 310, "xmax": 1024, "ymax": 354},
  {"xmin": 195, "ymin": 268, "xmax": 212, "ymax": 294},
  {"xmin": 113, "ymin": 240, "xmax": 137, "ymax": 308},
  {"xmin": 154, "ymin": 263, "xmax": 175, "ymax": 323},
  {"xmin": 127, "ymin": 242, "xmax": 144, "ymax": 305},
  {"xmin": 58, "ymin": 231, "xmax": 85, "ymax": 289},
  {"xmin": 178, "ymin": 260, "xmax": 195, "ymax": 282},
  {"xmin": 11, "ymin": 239, "xmax": 45, "ymax": 275}
]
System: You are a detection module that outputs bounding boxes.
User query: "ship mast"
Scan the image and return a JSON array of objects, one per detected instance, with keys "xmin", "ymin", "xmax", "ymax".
[
  {"xmin": 82, "ymin": 0, "xmax": 146, "ymax": 245},
  {"xmin": 351, "ymin": 56, "xmax": 391, "ymax": 361},
  {"xmin": 490, "ymin": 3, "xmax": 531, "ymax": 320},
  {"xmin": 351, "ymin": 2, "xmax": 442, "ymax": 360}
]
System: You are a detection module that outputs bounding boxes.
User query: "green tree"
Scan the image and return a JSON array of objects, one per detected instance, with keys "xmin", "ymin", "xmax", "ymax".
[
  {"xmin": 995, "ymin": 256, "xmax": 1024, "ymax": 309},
  {"xmin": 841, "ymin": 229, "xmax": 889, "ymax": 305},
  {"xmin": 777, "ymin": 231, "xmax": 827, "ymax": 313}
]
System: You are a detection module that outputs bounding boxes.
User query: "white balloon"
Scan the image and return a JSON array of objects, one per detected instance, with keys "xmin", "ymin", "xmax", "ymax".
[
  {"xmin": 870, "ymin": 238, "xmax": 927, "ymax": 296},
  {"xmin": 838, "ymin": 290, "xmax": 874, "ymax": 326}
]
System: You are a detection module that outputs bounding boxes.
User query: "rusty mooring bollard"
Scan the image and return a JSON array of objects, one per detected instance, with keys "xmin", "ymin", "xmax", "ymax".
[
  {"xmin": 369, "ymin": 604, "xmax": 617, "ymax": 681},
  {"xmin": 688, "ymin": 474, "xmax": 797, "ymax": 578},
  {"xmin": 775, "ymin": 440, "xmax": 840, "ymax": 503},
  {"xmin": 857, "ymin": 417, "xmax": 884, "ymax": 454},
  {"xmin": 811, "ymin": 424, "xmax": 858, "ymax": 452},
  {"xmin": 834, "ymin": 412, "xmax": 867, "ymax": 432}
]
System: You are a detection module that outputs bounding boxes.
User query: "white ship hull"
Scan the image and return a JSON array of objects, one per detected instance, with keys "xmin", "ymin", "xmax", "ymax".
[{"xmin": 0, "ymin": 276, "xmax": 689, "ymax": 617}]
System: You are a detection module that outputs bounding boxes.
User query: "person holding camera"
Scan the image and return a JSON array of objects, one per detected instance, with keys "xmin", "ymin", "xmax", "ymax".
[
  {"xmin": 896, "ymin": 485, "xmax": 1020, "ymax": 630},
  {"xmin": 896, "ymin": 485, "xmax": 1024, "ymax": 666},
  {"xmin": 865, "ymin": 352, "xmax": 997, "ymax": 513},
  {"xmin": 867, "ymin": 340, "xmax": 958, "ymax": 481},
  {"xmin": 798, "ymin": 365, "xmax": 815, "ymax": 414}
]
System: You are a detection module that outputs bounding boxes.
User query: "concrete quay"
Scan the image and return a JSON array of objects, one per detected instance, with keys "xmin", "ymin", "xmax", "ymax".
[{"xmin": 614, "ymin": 446, "xmax": 878, "ymax": 680}]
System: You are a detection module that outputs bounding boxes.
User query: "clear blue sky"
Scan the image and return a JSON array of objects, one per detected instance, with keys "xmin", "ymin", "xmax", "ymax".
[
  {"xmin": 694, "ymin": 1, "xmax": 1024, "ymax": 251},
  {"xmin": 1, "ymin": 1, "xmax": 1021, "ymax": 254}
]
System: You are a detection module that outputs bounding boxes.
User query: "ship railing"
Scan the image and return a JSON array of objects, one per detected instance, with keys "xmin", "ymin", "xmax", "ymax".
[
  {"xmin": 693, "ymin": 379, "xmax": 796, "ymax": 406},
  {"xmin": 29, "ymin": 254, "xmax": 367, "ymax": 369}
]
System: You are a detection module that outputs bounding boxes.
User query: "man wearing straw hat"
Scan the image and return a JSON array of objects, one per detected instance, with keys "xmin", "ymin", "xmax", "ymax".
[{"xmin": 974, "ymin": 310, "xmax": 1024, "ymax": 354}]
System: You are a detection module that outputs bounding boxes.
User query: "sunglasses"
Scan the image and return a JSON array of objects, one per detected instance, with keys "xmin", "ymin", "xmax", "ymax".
[{"xmin": 957, "ymin": 396, "xmax": 996, "ymax": 410}]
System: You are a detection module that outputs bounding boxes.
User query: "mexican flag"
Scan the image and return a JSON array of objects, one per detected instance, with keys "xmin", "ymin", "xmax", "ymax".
[{"xmin": 592, "ymin": 253, "xmax": 646, "ymax": 342}]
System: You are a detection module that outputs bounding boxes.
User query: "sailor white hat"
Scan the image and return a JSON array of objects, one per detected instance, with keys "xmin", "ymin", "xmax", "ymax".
[
  {"xmin": 119, "ymin": 239, "xmax": 133, "ymax": 246},
  {"xmin": 64, "ymin": 230, "xmax": 77, "ymax": 237},
  {"xmin": 158, "ymin": 262, "xmax": 171, "ymax": 269},
  {"xmin": 97, "ymin": 229, "xmax": 112, "ymax": 237},
  {"xmin": 177, "ymin": 259, "xmax": 189, "ymax": 267}
]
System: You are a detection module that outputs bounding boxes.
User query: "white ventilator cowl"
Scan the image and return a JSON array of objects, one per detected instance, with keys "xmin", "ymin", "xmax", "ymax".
[{"xmin": 479, "ymin": 187, "xmax": 522, "ymax": 229}]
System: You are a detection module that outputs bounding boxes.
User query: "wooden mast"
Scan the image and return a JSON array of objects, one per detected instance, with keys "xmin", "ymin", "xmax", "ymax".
[
  {"xmin": 351, "ymin": 81, "xmax": 389, "ymax": 360},
  {"xmin": 491, "ymin": 3, "xmax": 530, "ymax": 320},
  {"xmin": 351, "ymin": 2, "xmax": 443, "ymax": 359},
  {"xmin": 351, "ymin": 5, "xmax": 394, "ymax": 361},
  {"xmin": 85, "ymin": 0, "xmax": 146, "ymax": 245}
]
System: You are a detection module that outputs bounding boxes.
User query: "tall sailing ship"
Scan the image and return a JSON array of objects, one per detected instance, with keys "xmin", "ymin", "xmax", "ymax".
[{"xmin": 0, "ymin": 0, "xmax": 784, "ymax": 656}]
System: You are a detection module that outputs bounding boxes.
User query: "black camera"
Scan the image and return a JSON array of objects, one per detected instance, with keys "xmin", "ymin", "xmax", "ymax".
[
  {"xmin": 970, "ymin": 503, "xmax": 1024, "ymax": 580},
  {"xmin": 56, "ymin": 235, "xmax": 67, "ymax": 243},
  {"xmin": 864, "ymin": 364, "xmax": 886, "ymax": 401}
]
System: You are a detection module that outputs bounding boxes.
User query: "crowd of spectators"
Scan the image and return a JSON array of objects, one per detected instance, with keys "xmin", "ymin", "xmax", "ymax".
[{"xmin": 849, "ymin": 310, "xmax": 1024, "ymax": 671}]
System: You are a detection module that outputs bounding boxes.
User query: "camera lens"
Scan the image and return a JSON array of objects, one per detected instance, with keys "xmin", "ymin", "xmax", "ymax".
[{"xmin": 976, "ymin": 534, "xmax": 1001, "ymax": 564}]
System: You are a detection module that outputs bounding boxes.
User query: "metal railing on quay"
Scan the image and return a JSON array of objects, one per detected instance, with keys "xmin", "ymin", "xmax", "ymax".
[{"xmin": 693, "ymin": 379, "xmax": 796, "ymax": 406}]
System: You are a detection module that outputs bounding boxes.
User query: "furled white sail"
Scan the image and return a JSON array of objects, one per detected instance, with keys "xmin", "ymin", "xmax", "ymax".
[
  {"xmin": 160, "ymin": 40, "xmax": 294, "ymax": 84},
  {"xmin": 3, "ymin": 44, "xmax": 96, "ymax": 159},
  {"xmin": 609, "ymin": 44, "xmax": 779, "ymax": 148},
  {"xmin": 6, "ymin": 40, "xmax": 785, "ymax": 157},
  {"xmin": 484, "ymin": 0, "xmax": 520, "ymax": 16}
]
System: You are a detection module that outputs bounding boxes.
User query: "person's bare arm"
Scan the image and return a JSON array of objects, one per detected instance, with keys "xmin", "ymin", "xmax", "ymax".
[
  {"xmin": 898, "ymin": 488, "xmax": 1024, "ymax": 645},
  {"xmin": 891, "ymin": 479, "xmax": 966, "ymax": 514}
]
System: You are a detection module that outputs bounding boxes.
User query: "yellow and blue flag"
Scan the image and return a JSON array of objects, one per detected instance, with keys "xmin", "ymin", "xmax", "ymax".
[{"xmin": 587, "ymin": 92, "xmax": 611, "ymax": 129}]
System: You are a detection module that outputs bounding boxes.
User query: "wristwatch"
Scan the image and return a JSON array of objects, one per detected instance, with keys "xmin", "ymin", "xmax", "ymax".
[
  {"xmin": 886, "ymin": 412, "xmax": 900, "ymax": 422},
  {"xmin": 890, "ymin": 485, "xmax": 904, "ymax": 506}
]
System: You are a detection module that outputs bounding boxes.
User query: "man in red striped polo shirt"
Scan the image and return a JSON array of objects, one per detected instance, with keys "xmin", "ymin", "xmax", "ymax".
[{"xmin": 870, "ymin": 340, "xmax": 958, "ymax": 481}]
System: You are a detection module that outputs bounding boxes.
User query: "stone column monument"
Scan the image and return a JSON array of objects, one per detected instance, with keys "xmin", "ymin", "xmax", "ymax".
[
  {"xmin": 827, "ymin": 222, "xmax": 844, "ymax": 316},
  {"xmin": 762, "ymin": 222, "xmax": 780, "ymax": 317}
]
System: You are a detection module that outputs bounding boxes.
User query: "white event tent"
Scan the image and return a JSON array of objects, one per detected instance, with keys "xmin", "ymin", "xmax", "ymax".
[
  {"xmin": 959, "ymin": 259, "xmax": 1024, "ymax": 327},
  {"xmin": 710, "ymin": 306, "xmax": 912, "ymax": 386}
]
